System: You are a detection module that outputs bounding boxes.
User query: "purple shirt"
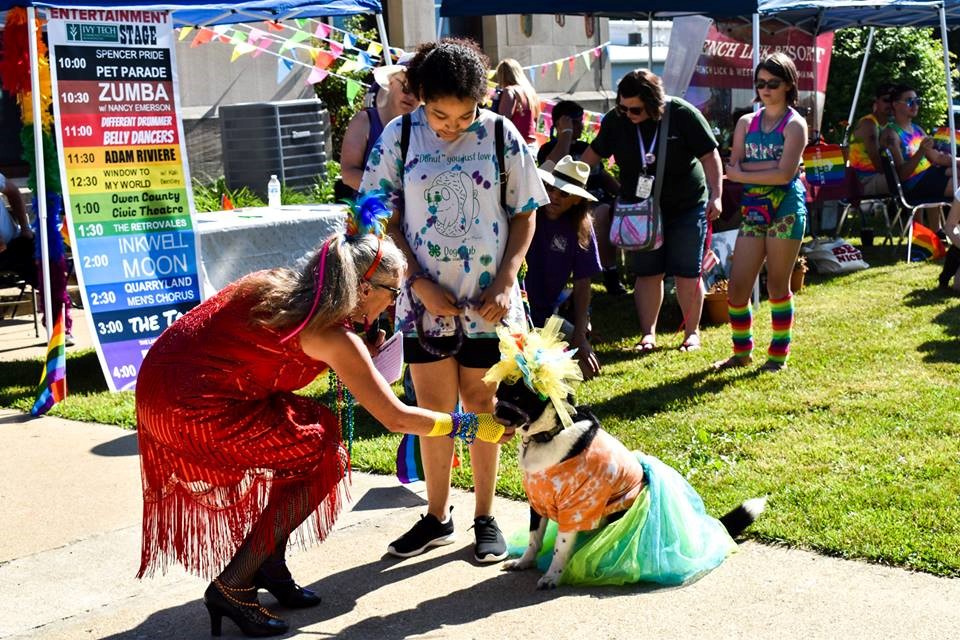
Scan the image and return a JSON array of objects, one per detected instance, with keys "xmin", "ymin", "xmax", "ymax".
[{"xmin": 525, "ymin": 212, "xmax": 601, "ymax": 326}]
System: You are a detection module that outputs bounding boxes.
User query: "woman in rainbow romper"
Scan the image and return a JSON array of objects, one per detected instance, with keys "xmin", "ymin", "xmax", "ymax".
[{"xmin": 717, "ymin": 52, "xmax": 808, "ymax": 372}]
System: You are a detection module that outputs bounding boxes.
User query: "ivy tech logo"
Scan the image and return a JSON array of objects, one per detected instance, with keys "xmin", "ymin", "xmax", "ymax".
[{"xmin": 66, "ymin": 23, "xmax": 119, "ymax": 43}]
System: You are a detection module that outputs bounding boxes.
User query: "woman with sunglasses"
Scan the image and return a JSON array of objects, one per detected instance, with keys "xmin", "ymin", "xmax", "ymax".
[
  {"xmin": 581, "ymin": 68, "xmax": 723, "ymax": 353},
  {"xmin": 883, "ymin": 84, "xmax": 955, "ymax": 215},
  {"xmin": 717, "ymin": 52, "xmax": 807, "ymax": 373},
  {"xmin": 338, "ymin": 53, "xmax": 419, "ymax": 197},
  {"xmin": 135, "ymin": 207, "xmax": 512, "ymax": 637},
  {"xmin": 361, "ymin": 38, "xmax": 547, "ymax": 564}
]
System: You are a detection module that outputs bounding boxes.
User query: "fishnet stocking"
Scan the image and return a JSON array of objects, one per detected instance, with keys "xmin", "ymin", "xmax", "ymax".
[{"xmin": 217, "ymin": 481, "xmax": 317, "ymax": 589}]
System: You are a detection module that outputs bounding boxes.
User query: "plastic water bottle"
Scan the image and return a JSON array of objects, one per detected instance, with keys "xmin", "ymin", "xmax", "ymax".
[{"xmin": 267, "ymin": 174, "xmax": 281, "ymax": 209}]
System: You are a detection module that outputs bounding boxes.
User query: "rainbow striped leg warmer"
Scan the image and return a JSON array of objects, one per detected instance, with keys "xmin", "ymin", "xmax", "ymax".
[
  {"xmin": 767, "ymin": 294, "xmax": 794, "ymax": 365},
  {"xmin": 728, "ymin": 301, "xmax": 753, "ymax": 358}
]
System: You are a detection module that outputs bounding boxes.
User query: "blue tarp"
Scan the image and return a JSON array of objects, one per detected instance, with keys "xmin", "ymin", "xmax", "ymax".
[{"xmin": 0, "ymin": 0, "xmax": 381, "ymax": 26}]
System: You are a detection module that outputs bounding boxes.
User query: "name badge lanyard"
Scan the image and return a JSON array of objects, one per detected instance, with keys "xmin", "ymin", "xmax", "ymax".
[
  {"xmin": 637, "ymin": 124, "xmax": 659, "ymax": 175},
  {"xmin": 635, "ymin": 123, "xmax": 659, "ymax": 200}
]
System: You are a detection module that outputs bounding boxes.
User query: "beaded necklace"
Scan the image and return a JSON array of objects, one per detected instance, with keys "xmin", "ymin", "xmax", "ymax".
[{"xmin": 327, "ymin": 368, "xmax": 356, "ymax": 457}]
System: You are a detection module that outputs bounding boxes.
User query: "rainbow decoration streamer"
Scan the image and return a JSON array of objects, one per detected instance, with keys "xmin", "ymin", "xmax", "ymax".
[
  {"xmin": 910, "ymin": 221, "xmax": 946, "ymax": 262},
  {"xmin": 30, "ymin": 309, "xmax": 67, "ymax": 416},
  {"xmin": 803, "ymin": 143, "xmax": 845, "ymax": 187},
  {"xmin": 396, "ymin": 434, "xmax": 424, "ymax": 484}
]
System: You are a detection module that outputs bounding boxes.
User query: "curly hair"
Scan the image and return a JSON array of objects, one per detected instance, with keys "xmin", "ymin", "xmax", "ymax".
[
  {"xmin": 406, "ymin": 38, "xmax": 490, "ymax": 104},
  {"xmin": 616, "ymin": 68, "xmax": 666, "ymax": 120},
  {"xmin": 754, "ymin": 52, "xmax": 800, "ymax": 107}
]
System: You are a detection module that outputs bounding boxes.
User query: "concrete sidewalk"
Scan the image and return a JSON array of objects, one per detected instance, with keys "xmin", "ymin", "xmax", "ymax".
[{"xmin": 1, "ymin": 410, "xmax": 958, "ymax": 640}]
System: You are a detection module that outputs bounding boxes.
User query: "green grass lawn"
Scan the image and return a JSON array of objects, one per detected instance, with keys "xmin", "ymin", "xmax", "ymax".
[{"xmin": 2, "ymin": 241, "xmax": 958, "ymax": 577}]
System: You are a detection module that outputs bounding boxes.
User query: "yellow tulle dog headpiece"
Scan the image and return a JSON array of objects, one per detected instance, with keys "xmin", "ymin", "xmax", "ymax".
[{"xmin": 483, "ymin": 316, "xmax": 583, "ymax": 426}]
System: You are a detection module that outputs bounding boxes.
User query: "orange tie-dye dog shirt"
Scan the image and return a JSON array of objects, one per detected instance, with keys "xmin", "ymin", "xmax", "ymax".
[{"xmin": 522, "ymin": 429, "xmax": 647, "ymax": 533}]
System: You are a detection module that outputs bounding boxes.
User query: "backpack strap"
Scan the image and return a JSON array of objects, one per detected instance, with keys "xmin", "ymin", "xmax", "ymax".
[
  {"xmin": 495, "ymin": 115, "xmax": 506, "ymax": 210},
  {"xmin": 400, "ymin": 113, "xmax": 412, "ymax": 178}
]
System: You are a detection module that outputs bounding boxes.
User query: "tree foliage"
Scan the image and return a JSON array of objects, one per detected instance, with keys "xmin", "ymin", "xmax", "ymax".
[{"xmin": 822, "ymin": 27, "xmax": 952, "ymax": 143}]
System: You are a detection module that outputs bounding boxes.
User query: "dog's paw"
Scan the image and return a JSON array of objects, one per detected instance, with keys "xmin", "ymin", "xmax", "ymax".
[
  {"xmin": 536, "ymin": 575, "xmax": 560, "ymax": 590},
  {"xmin": 503, "ymin": 558, "xmax": 533, "ymax": 571}
]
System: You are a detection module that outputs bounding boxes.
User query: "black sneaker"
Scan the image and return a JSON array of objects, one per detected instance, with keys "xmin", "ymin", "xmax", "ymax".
[
  {"xmin": 387, "ymin": 510, "xmax": 455, "ymax": 558},
  {"xmin": 471, "ymin": 515, "xmax": 507, "ymax": 563}
]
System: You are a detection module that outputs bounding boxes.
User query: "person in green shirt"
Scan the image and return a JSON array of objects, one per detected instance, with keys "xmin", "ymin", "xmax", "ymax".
[{"xmin": 581, "ymin": 69, "xmax": 722, "ymax": 353}]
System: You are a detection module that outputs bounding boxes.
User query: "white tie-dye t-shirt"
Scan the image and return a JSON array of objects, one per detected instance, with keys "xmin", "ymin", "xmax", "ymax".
[{"xmin": 361, "ymin": 106, "xmax": 548, "ymax": 338}]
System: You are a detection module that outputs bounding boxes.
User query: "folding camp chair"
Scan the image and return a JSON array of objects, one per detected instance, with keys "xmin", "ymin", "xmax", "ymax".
[
  {"xmin": 0, "ymin": 271, "xmax": 39, "ymax": 337},
  {"xmin": 835, "ymin": 166, "xmax": 897, "ymax": 245},
  {"xmin": 879, "ymin": 149, "xmax": 949, "ymax": 260}
]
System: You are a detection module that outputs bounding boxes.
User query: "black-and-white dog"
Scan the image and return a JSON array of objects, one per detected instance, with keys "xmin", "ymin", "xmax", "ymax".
[{"xmin": 494, "ymin": 378, "xmax": 766, "ymax": 590}]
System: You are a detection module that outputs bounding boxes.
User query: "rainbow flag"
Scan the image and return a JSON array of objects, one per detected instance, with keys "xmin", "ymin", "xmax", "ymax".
[
  {"xmin": 30, "ymin": 309, "xmax": 67, "ymax": 416},
  {"xmin": 910, "ymin": 221, "xmax": 946, "ymax": 262},
  {"xmin": 803, "ymin": 143, "xmax": 846, "ymax": 187},
  {"xmin": 395, "ymin": 433, "xmax": 460, "ymax": 484},
  {"xmin": 396, "ymin": 434, "xmax": 424, "ymax": 483},
  {"xmin": 931, "ymin": 127, "xmax": 960, "ymax": 154}
]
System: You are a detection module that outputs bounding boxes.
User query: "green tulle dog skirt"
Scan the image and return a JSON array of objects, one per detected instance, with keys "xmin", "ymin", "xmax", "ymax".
[{"xmin": 508, "ymin": 453, "xmax": 737, "ymax": 586}]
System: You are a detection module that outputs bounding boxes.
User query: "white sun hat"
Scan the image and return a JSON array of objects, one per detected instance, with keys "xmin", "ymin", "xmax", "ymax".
[
  {"xmin": 372, "ymin": 51, "xmax": 415, "ymax": 89},
  {"xmin": 537, "ymin": 155, "xmax": 597, "ymax": 202}
]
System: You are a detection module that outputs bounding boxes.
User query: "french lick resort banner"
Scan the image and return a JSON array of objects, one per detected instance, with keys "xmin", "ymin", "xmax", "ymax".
[{"xmin": 48, "ymin": 9, "xmax": 200, "ymax": 392}]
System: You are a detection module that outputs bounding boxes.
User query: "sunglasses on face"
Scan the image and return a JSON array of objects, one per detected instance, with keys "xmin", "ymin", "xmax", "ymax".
[
  {"xmin": 617, "ymin": 103, "xmax": 646, "ymax": 116},
  {"xmin": 374, "ymin": 283, "xmax": 401, "ymax": 301},
  {"xmin": 899, "ymin": 97, "xmax": 922, "ymax": 108},
  {"xmin": 755, "ymin": 79, "xmax": 783, "ymax": 90}
]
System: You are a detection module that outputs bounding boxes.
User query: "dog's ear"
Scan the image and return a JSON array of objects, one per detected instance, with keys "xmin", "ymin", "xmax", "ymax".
[{"xmin": 572, "ymin": 404, "xmax": 599, "ymax": 425}]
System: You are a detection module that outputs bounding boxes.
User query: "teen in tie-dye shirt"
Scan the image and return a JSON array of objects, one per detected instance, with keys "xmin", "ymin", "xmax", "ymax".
[
  {"xmin": 884, "ymin": 84, "xmax": 954, "ymax": 214},
  {"xmin": 360, "ymin": 39, "xmax": 548, "ymax": 565},
  {"xmin": 719, "ymin": 52, "xmax": 808, "ymax": 373}
]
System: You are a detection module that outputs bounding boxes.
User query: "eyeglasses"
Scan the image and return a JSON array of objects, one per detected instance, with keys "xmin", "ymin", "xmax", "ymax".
[
  {"xmin": 374, "ymin": 283, "xmax": 401, "ymax": 301},
  {"xmin": 617, "ymin": 103, "xmax": 646, "ymax": 116},
  {"xmin": 755, "ymin": 79, "xmax": 783, "ymax": 90},
  {"xmin": 898, "ymin": 97, "xmax": 922, "ymax": 108}
]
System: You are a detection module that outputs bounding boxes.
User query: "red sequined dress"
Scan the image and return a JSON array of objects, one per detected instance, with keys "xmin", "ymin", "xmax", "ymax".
[{"xmin": 136, "ymin": 276, "xmax": 348, "ymax": 578}]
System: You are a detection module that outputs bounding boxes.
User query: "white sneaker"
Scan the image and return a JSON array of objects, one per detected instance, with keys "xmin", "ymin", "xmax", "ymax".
[{"xmin": 64, "ymin": 333, "xmax": 75, "ymax": 347}]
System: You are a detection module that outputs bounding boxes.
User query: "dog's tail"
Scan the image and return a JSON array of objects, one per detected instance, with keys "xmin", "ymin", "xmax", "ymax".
[{"xmin": 719, "ymin": 496, "xmax": 767, "ymax": 538}]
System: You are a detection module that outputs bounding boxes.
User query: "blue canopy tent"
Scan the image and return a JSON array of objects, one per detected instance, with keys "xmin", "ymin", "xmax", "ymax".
[
  {"xmin": 440, "ymin": 0, "xmax": 759, "ymax": 18},
  {"xmin": 441, "ymin": 0, "xmax": 958, "ymax": 253},
  {"xmin": 5, "ymin": 0, "xmax": 386, "ymax": 341},
  {"xmin": 755, "ymin": 1, "xmax": 959, "ymax": 259},
  {"xmin": 0, "ymin": 0, "xmax": 382, "ymax": 26},
  {"xmin": 440, "ymin": 0, "xmax": 764, "ymax": 70}
]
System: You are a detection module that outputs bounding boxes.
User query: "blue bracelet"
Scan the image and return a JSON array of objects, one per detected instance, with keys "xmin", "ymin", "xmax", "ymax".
[{"xmin": 447, "ymin": 412, "xmax": 479, "ymax": 444}]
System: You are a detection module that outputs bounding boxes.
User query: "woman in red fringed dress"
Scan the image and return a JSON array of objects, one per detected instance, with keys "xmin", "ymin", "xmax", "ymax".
[{"xmin": 136, "ymin": 231, "xmax": 512, "ymax": 637}]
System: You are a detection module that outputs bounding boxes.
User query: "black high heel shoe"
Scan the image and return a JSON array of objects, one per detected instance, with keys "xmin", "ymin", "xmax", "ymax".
[
  {"xmin": 203, "ymin": 579, "xmax": 289, "ymax": 637},
  {"xmin": 254, "ymin": 567, "xmax": 322, "ymax": 609}
]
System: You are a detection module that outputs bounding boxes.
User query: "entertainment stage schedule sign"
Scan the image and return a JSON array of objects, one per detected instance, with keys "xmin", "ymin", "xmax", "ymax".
[{"xmin": 48, "ymin": 9, "xmax": 200, "ymax": 391}]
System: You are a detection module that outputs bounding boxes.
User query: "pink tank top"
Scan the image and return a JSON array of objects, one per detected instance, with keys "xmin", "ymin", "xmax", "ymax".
[{"xmin": 507, "ymin": 88, "xmax": 537, "ymax": 143}]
